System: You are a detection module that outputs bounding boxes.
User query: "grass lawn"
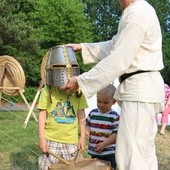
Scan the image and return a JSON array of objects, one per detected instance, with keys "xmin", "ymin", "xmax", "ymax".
[
  {"xmin": 0, "ymin": 110, "xmax": 170, "ymax": 170},
  {"xmin": 0, "ymin": 110, "xmax": 90, "ymax": 170},
  {"xmin": 0, "ymin": 111, "xmax": 39, "ymax": 170}
]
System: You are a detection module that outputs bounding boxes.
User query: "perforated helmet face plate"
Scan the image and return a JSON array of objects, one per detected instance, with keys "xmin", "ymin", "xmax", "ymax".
[{"xmin": 46, "ymin": 45, "xmax": 80, "ymax": 87}]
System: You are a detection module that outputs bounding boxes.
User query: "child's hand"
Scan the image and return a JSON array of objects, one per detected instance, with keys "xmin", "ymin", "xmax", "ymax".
[
  {"xmin": 85, "ymin": 130, "xmax": 90, "ymax": 140},
  {"xmin": 78, "ymin": 136, "xmax": 86, "ymax": 151},
  {"xmin": 39, "ymin": 138, "xmax": 48, "ymax": 153},
  {"xmin": 95, "ymin": 142, "xmax": 105, "ymax": 153}
]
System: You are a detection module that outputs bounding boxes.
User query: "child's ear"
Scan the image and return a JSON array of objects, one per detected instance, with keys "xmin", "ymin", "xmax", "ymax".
[{"xmin": 112, "ymin": 98, "xmax": 117, "ymax": 105}]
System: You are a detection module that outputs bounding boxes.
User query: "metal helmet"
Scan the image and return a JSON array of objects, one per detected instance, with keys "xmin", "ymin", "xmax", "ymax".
[{"xmin": 46, "ymin": 45, "xmax": 80, "ymax": 87}]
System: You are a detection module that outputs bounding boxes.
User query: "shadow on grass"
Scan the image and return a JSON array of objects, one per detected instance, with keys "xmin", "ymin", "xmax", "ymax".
[{"xmin": 10, "ymin": 144, "xmax": 39, "ymax": 170}]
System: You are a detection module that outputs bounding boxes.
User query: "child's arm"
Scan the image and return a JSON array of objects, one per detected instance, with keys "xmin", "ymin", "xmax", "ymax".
[
  {"xmin": 85, "ymin": 125, "xmax": 90, "ymax": 139},
  {"xmin": 38, "ymin": 109, "xmax": 47, "ymax": 153},
  {"xmin": 78, "ymin": 109, "xmax": 86, "ymax": 151},
  {"xmin": 95, "ymin": 133, "xmax": 117, "ymax": 153}
]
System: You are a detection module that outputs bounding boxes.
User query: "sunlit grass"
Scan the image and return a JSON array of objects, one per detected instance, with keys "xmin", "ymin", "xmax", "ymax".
[
  {"xmin": 0, "ymin": 110, "xmax": 90, "ymax": 169},
  {"xmin": 0, "ymin": 111, "xmax": 169, "ymax": 170},
  {"xmin": 0, "ymin": 111, "xmax": 39, "ymax": 170}
]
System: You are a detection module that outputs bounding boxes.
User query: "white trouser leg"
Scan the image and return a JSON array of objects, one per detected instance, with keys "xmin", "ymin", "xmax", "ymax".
[{"xmin": 116, "ymin": 102, "xmax": 158, "ymax": 170}]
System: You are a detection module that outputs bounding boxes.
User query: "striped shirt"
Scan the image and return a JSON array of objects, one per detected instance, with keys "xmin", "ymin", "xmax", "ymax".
[{"xmin": 86, "ymin": 108, "xmax": 119, "ymax": 156}]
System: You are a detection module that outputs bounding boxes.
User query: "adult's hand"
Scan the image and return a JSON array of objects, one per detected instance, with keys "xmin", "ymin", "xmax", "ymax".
[
  {"xmin": 60, "ymin": 76, "xmax": 79, "ymax": 93},
  {"xmin": 66, "ymin": 44, "xmax": 82, "ymax": 52}
]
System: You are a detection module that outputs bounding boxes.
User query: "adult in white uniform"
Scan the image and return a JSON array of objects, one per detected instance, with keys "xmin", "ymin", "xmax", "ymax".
[{"xmin": 61, "ymin": 0, "xmax": 165, "ymax": 169}]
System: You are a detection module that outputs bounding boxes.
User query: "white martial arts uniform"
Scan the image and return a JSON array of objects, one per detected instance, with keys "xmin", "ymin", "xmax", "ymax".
[{"xmin": 76, "ymin": 1, "xmax": 165, "ymax": 170}]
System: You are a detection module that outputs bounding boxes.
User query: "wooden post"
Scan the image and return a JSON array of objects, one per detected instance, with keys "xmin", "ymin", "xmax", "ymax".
[
  {"xmin": 23, "ymin": 80, "xmax": 44, "ymax": 128},
  {"xmin": 19, "ymin": 90, "xmax": 38, "ymax": 124}
]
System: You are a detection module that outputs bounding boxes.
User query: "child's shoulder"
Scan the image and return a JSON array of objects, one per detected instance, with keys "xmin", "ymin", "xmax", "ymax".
[
  {"xmin": 89, "ymin": 108, "xmax": 98, "ymax": 114},
  {"xmin": 109, "ymin": 109, "xmax": 120, "ymax": 117},
  {"xmin": 88, "ymin": 108, "xmax": 99, "ymax": 116}
]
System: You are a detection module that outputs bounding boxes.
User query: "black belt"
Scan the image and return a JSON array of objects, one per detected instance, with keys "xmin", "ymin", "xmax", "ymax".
[{"xmin": 119, "ymin": 70, "xmax": 152, "ymax": 83}]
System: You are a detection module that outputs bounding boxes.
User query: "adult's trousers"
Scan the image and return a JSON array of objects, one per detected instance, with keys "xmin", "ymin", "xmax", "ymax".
[{"xmin": 116, "ymin": 101, "xmax": 158, "ymax": 170}]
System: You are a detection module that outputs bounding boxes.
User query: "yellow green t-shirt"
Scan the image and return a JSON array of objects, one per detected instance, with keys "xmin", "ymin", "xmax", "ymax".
[{"xmin": 37, "ymin": 86, "xmax": 88, "ymax": 144}]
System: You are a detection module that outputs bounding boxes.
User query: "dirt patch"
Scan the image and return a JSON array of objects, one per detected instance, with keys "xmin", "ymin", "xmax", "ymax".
[
  {"xmin": 0, "ymin": 152, "xmax": 11, "ymax": 170},
  {"xmin": 156, "ymin": 126, "xmax": 170, "ymax": 170}
]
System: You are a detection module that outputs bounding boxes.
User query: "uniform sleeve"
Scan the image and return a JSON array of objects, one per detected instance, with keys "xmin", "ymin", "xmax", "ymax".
[
  {"xmin": 80, "ymin": 37, "xmax": 116, "ymax": 64},
  {"xmin": 78, "ymin": 23, "xmax": 145, "ymax": 98}
]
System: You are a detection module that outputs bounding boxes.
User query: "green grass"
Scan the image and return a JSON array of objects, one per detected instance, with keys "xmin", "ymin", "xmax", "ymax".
[
  {"xmin": 0, "ymin": 111, "xmax": 169, "ymax": 170},
  {"xmin": 0, "ymin": 110, "xmax": 90, "ymax": 170},
  {"xmin": 0, "ymin": 111, "xmax": 39, "ymax": 170}
]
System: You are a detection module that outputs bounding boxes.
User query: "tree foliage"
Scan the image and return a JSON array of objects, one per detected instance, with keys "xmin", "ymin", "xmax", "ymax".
[
  {"xmin": 82, "ymin": 0, "xmax": 170, "ymax": 84},
  {"xmin": 30, "ymin": 0, "xmax": 92, "ymax": 48},
  {"xmin": 82, "ymin": 0, "xmax": 121, "ymax": 41},
  {"xmin": 29, "ymin": 0, "xmax": 93, "ymax": 73},
  {"xmin": 0, "ymin": 0, "xmax": 170, "ymax": 88},
  {"xmin": 0, "ymin": 0, "xmax": 93, "ymax": 86},
  {"xmin": 148, "ymin": 0, "xmax": 170, "ymax": 84},
  {"xmin": 0, "ymin": 0, "xmax": 42, "ymax": 86}
]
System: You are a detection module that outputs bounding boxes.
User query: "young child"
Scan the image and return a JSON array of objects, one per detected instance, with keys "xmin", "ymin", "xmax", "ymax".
[
  {"xmin": 160, "ymin": 84, "xmax": 170, "ymax": 135},
  {"xmin": 37, "ymin": 85, "xmax": 88, "ymax": 170},
  {"xmin": 86, "ymin": 84, "xmax": 119, "ymax": 170}
]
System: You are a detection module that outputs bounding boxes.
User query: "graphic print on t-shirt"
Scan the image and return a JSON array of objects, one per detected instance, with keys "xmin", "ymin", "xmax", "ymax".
[{"xmin": 50, "ymin": 95, "xmax": 76, "ymax": 124}]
